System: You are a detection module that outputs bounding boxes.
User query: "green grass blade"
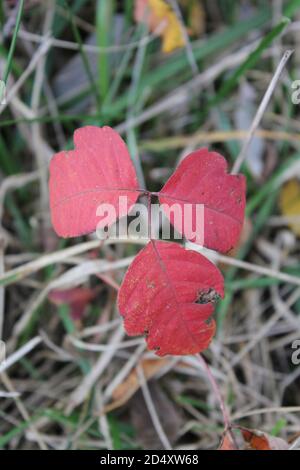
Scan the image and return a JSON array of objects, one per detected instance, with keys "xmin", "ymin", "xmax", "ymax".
[
  {"xmin": 52, "ymin": 0, "xmax": 88, "ymax": 37},
  {"xmin": 64, "ymin": 1, "xmax": 101, "ymax": 109},
  {"xmin": 0, "ymin": 0, "xmax": 4, "ymax": 27},
  {"xmin": 104, "ymin": 7, "xmax": 270, "ymax": 117},
  {"xmin": 96, "ymin": 0, "xmax": 115, "ymax": 103},
  {"xmin": 0, "ymin": 415, "xmax": 38, "ymax": 448},
  {"xmin": 284, "ymin": 0, "xmax": 300, "ymax": 18},
  {"xmin": 212, "ymin": 17, "xmax": 290, "ymax": 105},
  {"xmin": 2, "ymin": 0, "xmax": 24, "ymax": 85}
]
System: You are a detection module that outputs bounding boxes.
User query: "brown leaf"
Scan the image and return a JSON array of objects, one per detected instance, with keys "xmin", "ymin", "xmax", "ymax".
[
  {"xmin": 219, "ymin": 430, "xmax": 238, "ymax": 450},
  {"xmin": 241, "ymin": 427, "xmax": 289, "ymax": 451}
]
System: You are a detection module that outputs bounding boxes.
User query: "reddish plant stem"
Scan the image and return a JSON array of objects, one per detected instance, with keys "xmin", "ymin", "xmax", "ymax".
[
  {"xmin": 197, "ymin": 353, "xmax": 238, "ymax": 448},
  {"xmin": 197, "ymin": 354, "xmax": 230, "ymax": 427}
]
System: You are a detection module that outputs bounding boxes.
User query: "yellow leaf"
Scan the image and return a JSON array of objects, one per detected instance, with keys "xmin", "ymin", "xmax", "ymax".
[
  {"xmin": 279, "ymin": 179, "xmax": 300, "ymax": 236},
  {"xmin": 135, "ymin": 0, "xmax": 185, "ymax": 53},
  {"xmin": 149, "ymin": 0, "xmax": 185, "ymax": 53}
]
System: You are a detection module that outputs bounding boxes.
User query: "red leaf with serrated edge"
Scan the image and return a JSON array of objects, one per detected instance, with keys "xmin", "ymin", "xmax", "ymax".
[
  {"xmin": 158, "ymin": 148, "xmax": 246, "ymax": 253},
  {"xmin": 49, "ymin": 126, "xmax": 139, "ymax": 237},
  {"xmin": 118, "ymin": 241, "xmax": 224, "ymax": 356}
]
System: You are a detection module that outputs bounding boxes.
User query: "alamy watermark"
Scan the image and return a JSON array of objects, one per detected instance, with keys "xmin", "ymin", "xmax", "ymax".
[
  {"xmin": 291, "ymin": 339, "xmax": 300, "ymax": 365},
  {"xmin": 95, "ymin": 196, "xmax": 205, "ymax": 244},
  {"xmin": 291, "ymin": 80, "xmax": 300, "ymax": 104}
]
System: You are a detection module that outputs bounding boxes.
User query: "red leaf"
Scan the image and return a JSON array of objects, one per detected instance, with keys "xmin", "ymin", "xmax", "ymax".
[
  {"xmin": 118, "ymin": 241, "xmax": 224, "ymax": 356},
  {"xmin": 158, "ymin": 148, "xmax": 246, "ymax": 253},
  {"xmin": 49, "ymin": 126, "xmax": 139, "ymax": 237},
  {"xmin": 48, "ymin": 287, "xmax": 95, "ymax": 320}
]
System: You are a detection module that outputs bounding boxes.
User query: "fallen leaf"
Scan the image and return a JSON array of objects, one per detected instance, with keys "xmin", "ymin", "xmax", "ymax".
[
  {"xmin": 279, "ymin": 178, "xmax": 300, "ymax": 236},
  {"xmin": 241, "ymin": 427, "xmax": 289, "ymax": 451},
  {"xmin": 159, "ymin": 148, "xmax": 246, "ymax": 253},
  {"xmin": 48, "ymin": 287, "xmax": 96, "ymax": 320},
  {"xmin": 219, "ymin": 430, "xmax": 238, "ymax": 450},
  {"xmin": 219, "ymin": 426, "xmax": 290, "ymax": 450},
  {"xmin": 118, "ymin": 240, "xmax": 224, "ymax": 356},
  {"xmin": 49, "ymin": 126, "xmax": 139, "ymax": 237},
  {"xmin": 134, "ymin": 0, "xmax": 185, "ymax": 53}
]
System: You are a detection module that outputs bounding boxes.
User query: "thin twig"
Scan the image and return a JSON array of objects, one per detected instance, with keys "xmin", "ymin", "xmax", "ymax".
[
  {"xmin": 0, "ymin": 239, "xmax": 145, "ymax": 287},
  {"xmin": 103, "ymin": 343, "xmax": 145, "ymax": 402},
  {"xmin": 210, "ymin": 251, "xmax": 300, "ymax": 288},
  {"xmin": 0, "ymin": 238, "xmax": 4, "ymax": 340},
  {"xmin": 0, "ymin": 239, "xmax": 103, "ymax": 286},
  {"xmin": 0, "ymin": 38, "xmax": 51, "ymax": 115},
  {"xmin": 167, "ymin": 0, "xmax": 199, "ymax": 75},
  {"xmin": 126, "ymin": 23, "xmax": 148, "ymax": 189},
  {"xmin": 232, "ymin": 406, "xmax": 300, "ymax": 420},
  {"xmin": 0, "ymin": 372, "xmax": 48, "ymax": 450},
  {"xmin": 197, "ymin": 354, "xmax": 231, "ymax": 429},
  {"xmin": 140, "ymin": 128, "xmax": 300, "ymax": 151},
  {"xmin": 68, "ymin": 324, "xmax": 125, "ymax": 411},
  {"xmin": 137, "ymin": 364, "xmax": 172, "ymax": 450},
  {"xmin": 197, "ymin": 354, "xmax": 239, "ymax": 448},
  {"xmin": 31, "ymin": 2, "xmax": 54, "ymax": 221},
  {"xmin": 17, "ymin": 24, "xmax": 164, "ymax": 54},
  {"xmin": 0, "ymin": 336, "xmax": 42, "ymax": 374},
  {"xmin": 232, "ymin": 49, "xmax": 293, "ymax": 174},
  {"xmin": 116, "ymin": 40, "xmax": 264, "ymax": 135}
]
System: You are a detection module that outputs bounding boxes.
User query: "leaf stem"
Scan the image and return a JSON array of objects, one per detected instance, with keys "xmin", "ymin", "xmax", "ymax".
[{"xmin": 197, "ymin": 353, "xmax": 238, "ymax": 447}]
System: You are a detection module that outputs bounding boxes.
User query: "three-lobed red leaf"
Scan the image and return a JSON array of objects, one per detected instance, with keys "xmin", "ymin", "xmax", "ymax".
[
  {"xmin": 159, "ymin": 148, "xmax": 246, "ymax": 253},
  {"xmin": 49, "ymin": 126, "xmax": 246, "ymax": 356},
  {"xmin": 49, "ymin": 126, "xmax": 139, "ymax": 237},
  {"xmin": 118, "ymin": 241, "xmax": 224, "ymax": 356}
]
